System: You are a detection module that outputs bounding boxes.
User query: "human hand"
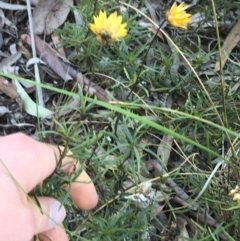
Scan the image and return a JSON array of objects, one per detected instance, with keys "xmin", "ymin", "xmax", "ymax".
[{"xmin": 0, "ymin": 133, "xmax": 98, "ymax": 241}]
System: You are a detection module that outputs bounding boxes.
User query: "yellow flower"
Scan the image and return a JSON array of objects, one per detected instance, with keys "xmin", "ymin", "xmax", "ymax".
[
  {"xmin": 166, "ymin": 2, "xmax": 192, "ymax": 29},
  {"xmin": 90, "ymin": 10, "xmax": 127, "ymax": 44}
]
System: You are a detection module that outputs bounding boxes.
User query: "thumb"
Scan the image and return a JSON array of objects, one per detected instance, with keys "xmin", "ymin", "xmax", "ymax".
[{"xmin": 28, "ymin": 197, "xmax": 66, "ymax": 234}]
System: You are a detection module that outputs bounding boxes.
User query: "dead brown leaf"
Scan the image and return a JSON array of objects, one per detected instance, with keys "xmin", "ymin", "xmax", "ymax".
[
  {"xmin": 215, "ymin": 17, "xmax": 240, "ymax": 71},
  {"xmin": 21, "ymin": 34, "xmax": 110, "ymax": 102},
  {"xmin": 83, "ymin": 78, "xmax": 109, "ymax": 102},
  {"xmin": 17, "ymin": 39, "xmax": 32, "ymax": 59},
  {"xmin": 32, "ymin": 0, "xmax": 73, "ymax": 35},
  {"xmin": 157, "ymin": 134, "xmax": 173, "ymax": 166},
  {"xmin": 149, "ymin": 26, "xmax": 164, "ymax": 41},
  {"xmin": 51, "ymin": 33, "xmax": 66, "ymax": 58},
  {"xmin": 0, "ymin": 76, "xmax": 20, "ymax": 99},
  {"xmin": 21, "ymin": 34, "xmax": 72, "ymax": 82}
]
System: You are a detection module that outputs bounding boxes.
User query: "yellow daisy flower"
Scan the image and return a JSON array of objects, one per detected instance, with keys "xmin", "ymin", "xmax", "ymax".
[
  {"xmin": 166, "ymin": 2, "xmax": 192, "ymax": 29},
  {"xmin": 90, "ymin": 10, "xmax": 127, "ymax": 44}
]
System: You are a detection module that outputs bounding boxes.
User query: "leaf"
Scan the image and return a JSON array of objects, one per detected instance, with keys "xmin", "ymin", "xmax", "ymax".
[
  {"xmin": 14, "ymin": 80, "xmax": 53, "ymax": 118},
  {"xmin": 157, "ymin": 134, "xmax": 173, "ymax": 166},
  {"xmin": 0, "ymin": 76, "xmax": 19, "ymax": 99},
  {"xmin": 21, "ymin": 34, "xmax": 72, "ymax": 82},
  {"xmin": 0, "ymin": 51, "xmax": 22, "ymax": 71},
  {"xmin": 32, "ymin": 0, "xmax": 73, "ymax": 35},
  {"xmin": 215, "ymin": 17, "xmax": 240, "ymax": 71},
  {"xmin": 0, "ymin": 106, "xmax": 11, "ymax": 116}
]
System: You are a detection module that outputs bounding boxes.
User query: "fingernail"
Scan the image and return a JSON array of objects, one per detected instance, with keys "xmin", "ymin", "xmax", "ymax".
[{"xmin": 49, "ymin": 201, "xmax": 66, "ymax": 228}]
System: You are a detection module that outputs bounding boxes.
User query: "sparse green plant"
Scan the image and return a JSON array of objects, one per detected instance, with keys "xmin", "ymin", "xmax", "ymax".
[{"xmin": 1, "ymin": 0, "xmax": 240, "ymax": 240}]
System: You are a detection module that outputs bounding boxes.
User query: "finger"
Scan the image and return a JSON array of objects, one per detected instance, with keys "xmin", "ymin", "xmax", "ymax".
[
  {"xmin": 28, "ymin": 197, "xmax": 66, "ymax": 234},
  {"xmin": 0, "ymin": 133, "xmax": 61, "ymax": 192},
  {"xmin": 58, "ymin": 147, "xmax": 98, "ymax": 210},
  {"xmin": 3, "ymin": 194, "xmax": 66, "ymax": 241},
  {"xmin": 0, "ymin": 133, "xmax": 98, "ymax": 209},
  {"xmin": 38, "ymin": 225, "xmax": 68, "ymax": 241},
  {"xmin": 69, "ymin": 170, "xmax": 98, "ymax": 210}
]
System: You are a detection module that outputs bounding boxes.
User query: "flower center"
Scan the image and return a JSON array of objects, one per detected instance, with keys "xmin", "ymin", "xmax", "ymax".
[{"xmin": 99, "ymin": 31, "xmax": 112, "ymax": 43}]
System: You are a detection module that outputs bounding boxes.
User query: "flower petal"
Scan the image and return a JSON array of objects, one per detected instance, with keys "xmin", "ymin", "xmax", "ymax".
[
  {"xmin": 90, "ymin": 10, "xmax": 128, "ymax": 43},
  {"xmin": 166, "ymin": 2, "xmax": 192, "ymax": 29}
]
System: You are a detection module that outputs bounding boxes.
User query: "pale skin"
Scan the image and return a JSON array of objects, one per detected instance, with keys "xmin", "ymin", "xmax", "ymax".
[{"xmin": 0, "ymin": 133, "xmax": 98, "ymax": 241}]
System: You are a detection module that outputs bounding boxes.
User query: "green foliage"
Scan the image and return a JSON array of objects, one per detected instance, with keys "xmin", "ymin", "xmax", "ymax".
[{"xmin": 2, "ymin": 0, "xmax": 240, "ymax": 240}]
